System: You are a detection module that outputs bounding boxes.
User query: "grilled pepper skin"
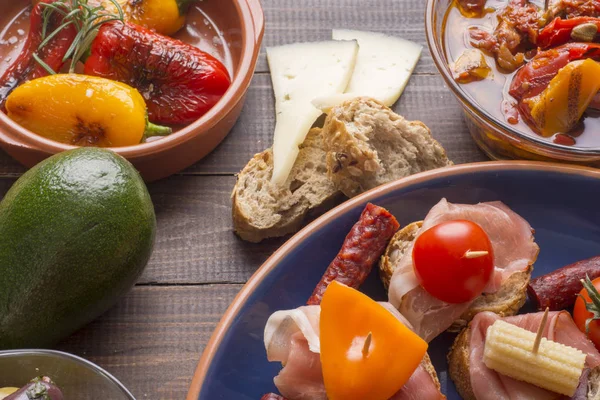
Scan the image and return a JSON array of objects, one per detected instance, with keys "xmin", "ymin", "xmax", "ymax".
[
  {"xmin": 0, "ymin": 0, "xmax": 76, "ymax": 107},
  {"xmin": 5, "ymin": 74, "xmax": 169, "ymax": 147},
  {"xmin": 83, "ymin": 21, "xmax": 231, "ymax": 125}
]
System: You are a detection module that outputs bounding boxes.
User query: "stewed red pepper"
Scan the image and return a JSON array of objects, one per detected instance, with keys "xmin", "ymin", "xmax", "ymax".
[
  {"xmin": 509, "ymin": 42, "xmax": 600, "ymax": 101},
  {"xmin": 0, "ymin": 0, "xmax": 76, "ymax": 107},
  {"xmin": 83, "ymin": 21, "xmax": 232, "ymax": 125},
  {"xmin": 538, "ymin": 17, "xmax": 600, "ymax": 48}
]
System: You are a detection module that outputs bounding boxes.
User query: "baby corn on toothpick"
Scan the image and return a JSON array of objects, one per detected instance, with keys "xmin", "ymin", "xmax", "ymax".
[{"xmin": 483, "ymin": 318, "xmax": 586, "ymax": 397}]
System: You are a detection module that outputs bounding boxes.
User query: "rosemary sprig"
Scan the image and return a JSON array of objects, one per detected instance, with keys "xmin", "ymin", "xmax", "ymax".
[
  {"xmin": 34, "ymin": 0, "xmax": 124, "ymax": 74},
  {"xmin": 579, "ymin": 275, "xmax": 600, "ymax": 335}
]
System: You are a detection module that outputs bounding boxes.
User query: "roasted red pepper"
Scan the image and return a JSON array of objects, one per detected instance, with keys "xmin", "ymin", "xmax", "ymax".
[
  {"xmin": 509, "ymin": 42, "xmax": 600, "ymax": 101},
  {"xmin": 83, "ymin": 21, "xmax": 231, "ymax": 125},
  {"xmin": 0, "ymin": 0, "xmax": 76, "ymax": 107},
  {"xmin": 538, "ymin": 17, "xmax": 600, "ymax": 48}
]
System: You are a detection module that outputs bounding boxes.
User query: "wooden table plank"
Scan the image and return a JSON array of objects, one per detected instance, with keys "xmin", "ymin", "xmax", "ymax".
[
  {"xmin": 189, "ymin": 74, "xmax": 487, "ymax": 175},
  {"xmin": 57, "ymin": 284, "xmax": 242, "ymax": 400},
  {"xmin": 143, "ymin": 175, "xmax": 286, "ymax": 284},
  {"xmin": 254, "ymin": 0, "xmax": 436, "ymax": 74},
  {"xmin": 0, "ymin": 176, "xmax": 285, "ymax": 285},
  {"xmin": 0, "ymin": 136, "xmax": 486, "ymax": 288}
]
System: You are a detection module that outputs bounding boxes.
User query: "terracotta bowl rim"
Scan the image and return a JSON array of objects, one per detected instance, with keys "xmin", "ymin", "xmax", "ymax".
[
  {"xmin": 185, "ymin": 160, "xmax": 600, "ymax": 399},
  {"xmin": 0, "ymin": 0, "xmax": 263, "ymax": 159}
]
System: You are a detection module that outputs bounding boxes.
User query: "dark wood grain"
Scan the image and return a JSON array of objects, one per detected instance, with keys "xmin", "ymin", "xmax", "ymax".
[
  {"xmin": 189, "ymin": 74, "xmax": 487, "ymax": 175},
  {"xmin": 57, "ymin": 284, "xmax": 242, "ymax": 400},
  {"xmin": 0, "ymin": 176, "xmax": 284, "ymax": 285},
  {"xmin": 255, "ymin": 0, "xmax": 437, "ymax": 74},
  {"xmin": 144, "ymin": 175, "xmax": 287, "ymax": 284}
]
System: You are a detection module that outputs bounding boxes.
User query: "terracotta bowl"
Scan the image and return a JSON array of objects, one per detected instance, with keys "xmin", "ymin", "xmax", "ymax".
[{"xmin": 0, "ymin": 0, "xmax": 264, "ymax": 181}]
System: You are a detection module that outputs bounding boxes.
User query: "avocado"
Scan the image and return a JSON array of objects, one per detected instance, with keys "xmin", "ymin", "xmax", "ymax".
[{"xmin": 0, "ymin": 148, "xmax": 156, "ymax": 349}]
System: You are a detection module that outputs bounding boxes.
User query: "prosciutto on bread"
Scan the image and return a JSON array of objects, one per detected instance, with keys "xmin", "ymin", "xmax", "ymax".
[
  {"xmin": 263, "ymin": 304, "xmax": 446, "ymax": 400},
  {"xmin": 466, "ymin": 311, "xmax": 600, "ymax": 400},
  {"xmin": 387, "ymin": 199, "xmax": 539, "ymax": 341}
]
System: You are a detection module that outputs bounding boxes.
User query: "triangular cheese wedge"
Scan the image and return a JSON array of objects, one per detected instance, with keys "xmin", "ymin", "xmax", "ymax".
[
  {"xmin": 313, "ymin": 30, "xmax": 422, "ymax": 112},
  {"xmin": 267, "ymin": 40, "xmax": 359, "ymax": 185}
]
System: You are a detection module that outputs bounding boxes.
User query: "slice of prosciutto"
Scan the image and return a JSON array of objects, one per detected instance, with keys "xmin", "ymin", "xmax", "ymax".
[
  {"xmin": 469, "ymin": 311, "xmax": 600, "ymax": 400},
  {"xmin": 388, "ymin": 199, "xmax": 539, "ymax": 342},
  {"xmin": 264, "ymin": 304, "xmax": 446, "ymax": 400}
]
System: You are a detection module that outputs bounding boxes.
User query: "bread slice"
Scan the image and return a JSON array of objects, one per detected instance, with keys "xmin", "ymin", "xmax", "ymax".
[
  {"xmin": 448, "ymin": 324, "xmax": 600, "ymax": 400},
  {"xmin": 422, "ymin": 352, "xmax": 443, "ymax": 394},
  {"xmin": 233, "ymin": 97, "xmax": 453, "ymax": 243},
  {"xmin": 448, "ymin": 327, "xmax": 476, "ymax": 400},
  {"xmin": 322, "ymin": 97, "xmax": 452, "ymax": 197},
  {"xmin": 232, "ymin": 128, "xmax": 343, "ymax": 243},
  {"xmin": 380, "ymin": 222, "xmax": 532, "ymax": 332},
  {"xmin": 379, "ymin": 222, "xmax": 423, "ymax": 288}
]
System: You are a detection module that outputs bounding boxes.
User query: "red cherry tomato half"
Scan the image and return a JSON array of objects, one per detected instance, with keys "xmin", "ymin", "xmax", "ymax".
[
  {"xmin": 573, "ymin": 277, "xmax": 600, "ymax": 351},
  {"xmin": 412, "ymin": 220, "xmax": 494, "ymax": 304}
]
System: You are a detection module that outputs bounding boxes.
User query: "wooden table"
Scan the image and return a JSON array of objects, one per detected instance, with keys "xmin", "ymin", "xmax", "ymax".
[{"xmin": 0, "ymin": 1, "xmax": 489, "ymax": 398}]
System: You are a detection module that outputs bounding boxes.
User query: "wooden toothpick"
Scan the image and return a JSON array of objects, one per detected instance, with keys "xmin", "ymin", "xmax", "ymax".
[
  {"xmin": 464, "ymin": 250, "xmax": 489, "ymax": 259},
  {"xmin": 362, "ymin": 332, "xmax": 372, "ymax": 357},
  {"xmin": 544, "ymin": 0, "xmax": 550, "ymax": 12},
  {"xmin": 532, "ymin": 307, "xmax": 550, "ymax": 354}
]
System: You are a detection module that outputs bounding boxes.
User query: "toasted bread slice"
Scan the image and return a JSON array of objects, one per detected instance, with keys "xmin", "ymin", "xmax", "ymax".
[
  {"xmin": 322, "ymin": 97, "xmax": 452, "ymax": 198},
  {"xmin": 448, "ymin": 327, "xmax": 477, "ymax": 400},
  {"xmin": 422, "ymin": 352, "xmax": 444, "ymax": 395},
  {"xmin": 380, "ymin": 222, "xmax": 532, "ymax": 331},
  {"xmin": 233, "ymin": 98, "xmax": 453, "ymax": 243},
  {"xmin": 232, "ymin": 128, "xmax": 343, "ymax": 243},
  {"xmin": 448, "ymin": 324, "xmax": 600, "ymax": 400}
]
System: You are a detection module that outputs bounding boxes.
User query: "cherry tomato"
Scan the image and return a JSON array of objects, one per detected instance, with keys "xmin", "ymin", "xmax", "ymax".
[
  {"xmin": 573, "ymin": 277, "xmax": 600, "ymax": 351},
  {"xmin": 412, "ymin": 220, "xmax": 494, "ymax": 304}
]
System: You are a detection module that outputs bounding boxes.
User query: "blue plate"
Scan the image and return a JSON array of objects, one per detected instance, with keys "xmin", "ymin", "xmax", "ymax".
[{"xmin": 188, "ymin": 161, "xmax": 600, "ymax": 400}]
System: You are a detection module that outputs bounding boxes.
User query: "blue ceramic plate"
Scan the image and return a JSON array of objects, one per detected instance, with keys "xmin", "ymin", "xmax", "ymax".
[{"xmin": 188, "ymin": 161, "xmax": 600, "ymax": 400}]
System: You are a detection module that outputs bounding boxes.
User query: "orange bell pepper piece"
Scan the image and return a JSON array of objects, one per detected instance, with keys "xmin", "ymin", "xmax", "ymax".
[
  {"xmin": 320, "ymin": 282, "xmax": 428, "ymax": 400},
  {"xmin": 524, "ymin": 59, "xmax": 600, "ymax": 137}
]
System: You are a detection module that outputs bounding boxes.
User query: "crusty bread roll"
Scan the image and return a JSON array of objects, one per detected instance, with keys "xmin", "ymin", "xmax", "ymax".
[
  {"xmin": 323, "ymin": 97, "xmax": 452, "ymax": 197},
  {"xmin": 232, "ymin": 128, "xmax": 342, "ymax": 243},
  {"xmin": 232, "ymin": 97, "xmax": 452, "ymax": 242}
]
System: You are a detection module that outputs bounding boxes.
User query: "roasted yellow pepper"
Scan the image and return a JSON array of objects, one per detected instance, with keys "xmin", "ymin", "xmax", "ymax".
[
  {"xmin": 6, "ymin": 74, "xmax": 171, "ymax": 148},
  {"xmin": 104, "ymin": 0, "xmax": 193, "ymax": 36},
  {"xmin": 525, "ymin": 59, "xmax": 600, "ymax": 136}
]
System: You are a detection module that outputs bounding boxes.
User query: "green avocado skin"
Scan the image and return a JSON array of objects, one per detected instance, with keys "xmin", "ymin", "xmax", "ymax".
[{"xmin": 0, "ymin": 148, "xmax": 156, "ymax": 349}]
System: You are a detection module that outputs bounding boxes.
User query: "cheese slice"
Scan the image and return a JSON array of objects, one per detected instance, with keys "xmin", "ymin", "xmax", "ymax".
[
  {"xmin": 267, "ymin": 40, "xmax": 359, "ymax": 185},
  {"xmin": 312, "ymin": 30, "xmax": 422, "ymax": 111}
]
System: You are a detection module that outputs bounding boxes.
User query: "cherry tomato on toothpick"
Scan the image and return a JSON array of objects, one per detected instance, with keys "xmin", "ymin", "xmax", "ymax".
[{"xmin": 412, "ymin": 220, "xmax": 494, "ymax": 304}]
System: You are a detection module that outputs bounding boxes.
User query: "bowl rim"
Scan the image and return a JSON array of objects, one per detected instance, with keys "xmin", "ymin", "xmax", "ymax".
[
  {"xmin": 0, "ymin": 0, "xmax": 263, "ymax": 158},
  {"xmin": 186, "ymin": 160, "xmax": 600, "ymax": 400},
  {"xmin": 0, "ymin": 348, "xmax": 136, "ymax": 399},
  {"xmin": 424, "ymin": 0, "xmax": 600, "ymax": 156}
]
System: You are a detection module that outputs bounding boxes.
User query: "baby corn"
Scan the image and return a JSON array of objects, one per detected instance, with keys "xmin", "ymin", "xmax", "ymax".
[{"xmin": 483, "ymin": 320, "xmax": 586, "ymax": 397}]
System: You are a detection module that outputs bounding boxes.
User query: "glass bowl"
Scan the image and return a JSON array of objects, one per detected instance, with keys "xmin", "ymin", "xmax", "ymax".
[
  {"xmin": 425, "ymin": 0, "xmax": 600, "ymax": 166},
  {"xmin": 0, "ymin": 350, "xmax": 136, "ymax": 400}
]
